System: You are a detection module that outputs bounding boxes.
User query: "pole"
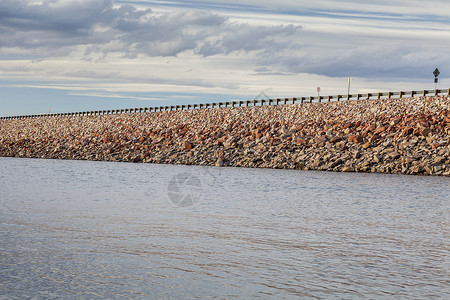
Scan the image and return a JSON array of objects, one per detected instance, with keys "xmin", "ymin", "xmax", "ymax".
[{"xmin": 347, "ymin": 77, "xmax": 351, "ymax": 99}]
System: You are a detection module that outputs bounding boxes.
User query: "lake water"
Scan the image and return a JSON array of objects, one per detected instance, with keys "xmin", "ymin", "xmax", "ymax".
[{"xmin": 0, "ymin": 157, "xmax": 449, "ymax": 299}]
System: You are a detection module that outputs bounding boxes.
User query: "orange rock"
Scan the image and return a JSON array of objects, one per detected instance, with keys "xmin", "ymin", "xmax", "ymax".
[
  {"xmin": 387, "ymin": 125, "xmax": 396, "ymax": 133},
  {"xmin": 421, "ymin": 128, "xmax": 432, "ymax": 136},
  {"xmin": 368, "ymin": 124, "xmax": 376, "ymax": 132},
  {"xmin": 369, "ymin": 134, "xmax": 381, "ymax": 143},
  {"xmin": 330, "ymin": 136, "xmax": 341, "ymax": 144},
  {"xmin": 402, "ymin": 127, "xmax": 413, "ymax": 136},
  {"xmin": 373, "ymin": 126, "xmax": 386, "ymax": 135},
  {"xmin": 184, "ymin": 141, "xmax": 193, "ymax": 150},
  {"xmin": 296, "ymin": 138, "xmax": 307, "ymax": 145},
  {"xmin": 343, "ymin": 122, "xmax": 353, "ymax": 129},
  {"xmin": 314, "ymin": 136, "xmax": 327, "ymax": 143},
  {"xmin": 344, "ymin": 128, "xmax": 353, "ymax": 135},
  {"xmin": 413, "ymin": 128, "xmax": 421, "ymax": 136},
  {"xmin": 270, "ymin": 137, "xmax": 281, "ymax": 145},
  {"xmin": 348, "ymin": 135, "xmax": 363, "ymax": 143},
  {"xmin": 139, "ymin": 136, "xmax": 145, "ymax": 143},
  {"xmin": 390, "ymin": 118, "xmax": 401, "ymax": 126}
]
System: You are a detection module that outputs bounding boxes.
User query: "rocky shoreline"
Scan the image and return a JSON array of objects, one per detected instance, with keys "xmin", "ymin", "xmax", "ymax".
[{"xmin": 1, "ymin": 96, "xmax": 449, "ymax": 176}]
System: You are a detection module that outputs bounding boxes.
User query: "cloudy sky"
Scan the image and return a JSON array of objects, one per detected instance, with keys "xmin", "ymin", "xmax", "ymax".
[{"xmin": 1, "ymin": 0, "xmax": 449, "ymax": 116}]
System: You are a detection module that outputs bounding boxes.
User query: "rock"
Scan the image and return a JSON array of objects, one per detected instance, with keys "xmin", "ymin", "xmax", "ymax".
[
  {"xmin": 434, "ymin": 156, "xmax": 446, "ymax": 164},
  {"xmin": 328, "ymin": 158, "xmax": 343, "ymax": 168},
  {"xmin": 373, "ymin": 126, "xmax": 386, "ymax": 135},
  {"xmin": 390, "ymin": 118, "xmax": 401, "ymax": 126},
  {"xmin": 352, "ymin": 151, "xmax": 361, "ymax": 159},
  {"xmin": 362, "ymin": 142, "xmax": 371, "ymax": 149},
  {"xmin": 215, "ymin": 159, "xmax": 224, "ymax": 167},
  {"xmin": 215, "ymin": 149, "xmax": 224, "ymax": 160},
  {"xmin": 296, "ymin": 138, "xmax": 307, "ymax": 145},
  {"xmin": 1, "ymin": 95, "xmax": 448, "ymax": 177},
  {"xmin": 184, "ymin": 141, "xmax": 193, "ymax": 151},
  {"xmin": 132, "ymin": 155, "xmax": 142, "ymax": 163},
  {"xmin": 410, "ymin": 165, "xmax": 424, "ymax": 174},
  {"xmin": 314, "ymin": 136, "xmax": 327, "ymax": 144},
  {"xmin": 348, "ymin": 135, "xmax": 363, "ymax": 143},
  {"xmin": 330, "ymin": 136, "xmax": 342, "ymax": 144},
  {"xmin": 387, "ymin": 152, "xmax": 401, "ymax": 159},
  {"xmin": 402, "ymin": 156, "xmax": 419, "ymax": 163},
  {"xmin": 421, "ymin": 128, "xmax": 432, "ymax": 136},
  {"xmin": 368, "ymin": 124, "xmax": 376, "ymax": 132},
  {"xmin": 423, "ymin": 164, "xmax": 434, "ymax": 175},
  {"xmin": 369, "ymin": 134, "xmax": 381, "ymax": 143},
  {"xmin": 402, "ymin": 127, "xmax": 414, "ymax": 136}
]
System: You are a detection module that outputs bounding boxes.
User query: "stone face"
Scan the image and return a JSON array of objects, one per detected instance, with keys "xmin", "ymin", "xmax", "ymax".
[{"xmin": 0, "ymin": 95, "xmax": 448, "ymax": 176}]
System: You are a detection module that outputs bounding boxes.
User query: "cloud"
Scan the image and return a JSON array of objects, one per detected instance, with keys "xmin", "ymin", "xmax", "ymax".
[
  {"xmin": 0, "ymin": 0, "xmax": 301, "ymax": 59},
  {"xmin": 196, "ymin": 23, "xmax": 300, "ymax": 56},
  {"xmin": 0, "ymin": 0, "xmax": 449, "ymax": 88}
]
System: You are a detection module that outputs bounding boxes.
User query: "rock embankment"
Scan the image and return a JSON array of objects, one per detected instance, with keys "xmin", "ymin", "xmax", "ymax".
[{"xmin": 1, "ymin": 96, "xmax": 449, "ymax": 176}]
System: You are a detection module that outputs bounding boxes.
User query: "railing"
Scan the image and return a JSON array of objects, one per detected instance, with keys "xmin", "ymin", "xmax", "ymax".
[{"xmin": 1, "ymin": 88, "xmax": 449, "ymax": 120}]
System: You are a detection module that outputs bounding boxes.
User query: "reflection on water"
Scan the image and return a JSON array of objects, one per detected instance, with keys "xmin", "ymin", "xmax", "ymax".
[{"xmin": 0, "ymin": 157, "xmax": 449, "ymax": 299}]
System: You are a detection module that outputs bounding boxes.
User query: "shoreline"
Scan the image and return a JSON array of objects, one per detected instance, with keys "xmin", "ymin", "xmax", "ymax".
[{"xmin": 1, "ymin": 96, "xmax": 449, "ymax": 176}]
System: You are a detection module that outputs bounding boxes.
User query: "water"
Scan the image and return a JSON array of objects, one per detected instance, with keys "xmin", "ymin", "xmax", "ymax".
[{"xmin": 0, "ymin": 157, "xmax": 449, "ymax": 299}]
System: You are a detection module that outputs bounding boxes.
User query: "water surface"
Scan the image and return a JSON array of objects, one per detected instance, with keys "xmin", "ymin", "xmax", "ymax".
[{"xmin": 1, "ymin": 157, "xmax": 449, "ymax": 299}]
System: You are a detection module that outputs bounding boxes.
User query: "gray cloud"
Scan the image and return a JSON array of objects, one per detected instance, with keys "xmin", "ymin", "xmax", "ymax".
[
  {"xmin": 1, "ymin": 0, "xmax": 448, "ymax": 82},
  {"xmin": 0, "ymin": 0, "xmax": 301, "ymax": 58},
  {"xmin": 258, "ymin": 41, "xmax": 450, "ymax": 81},
  {"xmin": 196, "ymin": 24, "xmax": 299, "ymax": 56}
]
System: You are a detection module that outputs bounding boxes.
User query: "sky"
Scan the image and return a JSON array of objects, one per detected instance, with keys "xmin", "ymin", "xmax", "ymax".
[{"xmin": 1, "ymin": 0, "xmax": 450, "ymax": 116}]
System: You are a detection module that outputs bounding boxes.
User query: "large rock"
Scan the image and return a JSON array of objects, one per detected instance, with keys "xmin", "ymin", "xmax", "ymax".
[{"xmin": 348, "ymin": 135, "xmax": 363, "ymax": 143}]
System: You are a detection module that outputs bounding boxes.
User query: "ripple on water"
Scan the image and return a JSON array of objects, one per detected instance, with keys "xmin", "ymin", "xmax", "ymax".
[{"xmin": 0, "ymin": 157, "xmax": 449, "ymax": 299}]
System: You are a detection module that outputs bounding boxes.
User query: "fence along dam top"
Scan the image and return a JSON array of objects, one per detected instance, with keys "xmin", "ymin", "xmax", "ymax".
[{"xmin": 1, "ymin": 88, "xmax": 449, "ymax": 120}]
